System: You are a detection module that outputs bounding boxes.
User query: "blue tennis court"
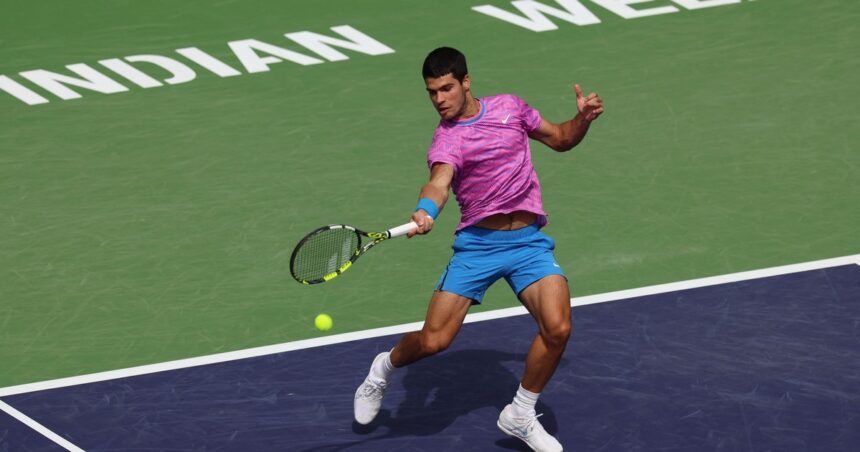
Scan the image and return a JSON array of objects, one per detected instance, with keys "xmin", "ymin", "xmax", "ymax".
[{"xmin": 3, "ymin": 258, "xmax": 858, "ymax": 451}]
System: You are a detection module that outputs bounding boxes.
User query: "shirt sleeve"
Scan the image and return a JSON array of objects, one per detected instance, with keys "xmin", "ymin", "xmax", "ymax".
[
  {"xmin": 426, "ymin": 128, "xmax": 461, "ymax": 173},
  {"xmin": 515, "ymin": 96, "xmax": 542, "ymax": 133}
]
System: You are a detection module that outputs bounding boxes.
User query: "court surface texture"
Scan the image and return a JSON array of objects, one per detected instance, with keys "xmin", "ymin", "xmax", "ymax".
[
  {"xmin": 2, "ymin": 257, "xmax": 859, "ymax": 450},
  {"xmin": 2, "ymin": 0, "xmax": 859, "ymax": 450}
]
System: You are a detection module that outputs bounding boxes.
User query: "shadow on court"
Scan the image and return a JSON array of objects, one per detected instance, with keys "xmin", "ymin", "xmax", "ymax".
[{"xmin": 299, "ymin": 348, "xmax": 566, "ymax": 452}]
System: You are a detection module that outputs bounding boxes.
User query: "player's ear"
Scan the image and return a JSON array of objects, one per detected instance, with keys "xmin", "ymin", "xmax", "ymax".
[{"xmin": 462, "ymin": 74, "xmax": 471, "ymax": 91}]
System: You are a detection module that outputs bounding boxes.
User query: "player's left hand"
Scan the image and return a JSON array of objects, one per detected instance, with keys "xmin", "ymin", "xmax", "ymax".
[{"xmin": 575, "ymin": 84, "xmax": 604, "ymax": 122}]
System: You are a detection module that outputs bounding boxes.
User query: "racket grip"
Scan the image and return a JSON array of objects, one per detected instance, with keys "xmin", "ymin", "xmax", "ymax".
[{"xmin": 387, "ymin": 221, "xmax": 418, "ymax": 238}]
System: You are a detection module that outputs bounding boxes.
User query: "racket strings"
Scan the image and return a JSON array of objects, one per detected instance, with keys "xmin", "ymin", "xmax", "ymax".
[{"xmin": 293, "ymin": 228, "xmax": 360, "ymax": 281}]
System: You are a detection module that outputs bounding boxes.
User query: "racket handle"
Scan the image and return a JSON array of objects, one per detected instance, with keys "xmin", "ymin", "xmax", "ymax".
[{"xmin": 387, "ymin": 221, "xmax": 418, "ymax": 238}]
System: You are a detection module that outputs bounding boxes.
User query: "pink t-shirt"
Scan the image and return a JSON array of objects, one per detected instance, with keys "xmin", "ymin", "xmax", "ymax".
[{"xmin": 427, "ymin": 94, "xmax": 547, "ymax": 232}]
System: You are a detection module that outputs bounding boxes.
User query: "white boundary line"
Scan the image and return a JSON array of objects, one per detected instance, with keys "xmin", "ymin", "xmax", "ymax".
[
  {"xmin": 0, "ymin": 400, "xmax": 85, "ymax": 451},
  {"xmin": 0, "ymin": 253, "xmax": 857, "ymax": 399}
]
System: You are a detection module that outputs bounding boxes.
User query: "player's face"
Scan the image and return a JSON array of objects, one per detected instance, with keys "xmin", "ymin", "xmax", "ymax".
[{"xmin": 425, "ymin": 73, "xmax": 471, "ymax": 121}]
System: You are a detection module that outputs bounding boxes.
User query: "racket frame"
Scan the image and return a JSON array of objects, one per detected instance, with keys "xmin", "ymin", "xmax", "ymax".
[{"xmin": 289, "ymin": 221, "xmax": 416, "ymax": 285}]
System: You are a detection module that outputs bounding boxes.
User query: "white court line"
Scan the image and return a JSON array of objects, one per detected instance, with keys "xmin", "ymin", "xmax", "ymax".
[
  {"xmin": 0, "ymin": 253, "xmax": 857, "ymax": 399},
  {"xmin": 0, "ymin": 400, "xmax": 85, "ymax": 452}
]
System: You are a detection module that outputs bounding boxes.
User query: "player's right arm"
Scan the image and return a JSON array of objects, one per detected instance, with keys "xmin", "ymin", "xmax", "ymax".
[{"xmin": 408, "ymin": 162, "xmax": 454, "ymax": 238}]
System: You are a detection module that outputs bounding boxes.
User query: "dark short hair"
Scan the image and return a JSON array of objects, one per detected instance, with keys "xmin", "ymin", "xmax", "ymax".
[{"xmin": 422, "ymin": 47, "xmax": 468, "ymax": 82}]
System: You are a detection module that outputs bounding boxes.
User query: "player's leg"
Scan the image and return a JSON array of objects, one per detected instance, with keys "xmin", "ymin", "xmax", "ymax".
[
  {"xmin": 390, "ymin": 290, "xmax": 473, "ymax": 366},
  {"xmin": 517, "ymin": 274, "xmax": 572, "ymax": 393},
  {"xmin": 354, "ymin": 290, "xmax": 472, "ymax": 425},
  {"xmin": 501, "ymin": 228, "xmax": 572, "ymax": 394},
  {"xmin": 497, "ymin": 274, "xmax": 570, "ymax": 452},
  {"xmin": 497, "ymin": 225, "xmax": 570, "ymax": 451},
  {"xmin": 355, "ymin": 226, "xmax": 498, "ymax": 425}
]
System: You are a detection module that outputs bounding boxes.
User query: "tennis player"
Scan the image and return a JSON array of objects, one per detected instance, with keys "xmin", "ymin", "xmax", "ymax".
[{"xmin": 354, "ymin": 47, "xmax": 603, "ymax": 452}]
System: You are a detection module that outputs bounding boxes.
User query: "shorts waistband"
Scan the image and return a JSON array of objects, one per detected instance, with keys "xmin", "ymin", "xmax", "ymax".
[{"xmin": 457, "ymin": 223, "xmax": 540, "ymax": 241}]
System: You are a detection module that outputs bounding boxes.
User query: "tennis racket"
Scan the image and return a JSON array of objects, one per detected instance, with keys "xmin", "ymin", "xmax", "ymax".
[{"xmin": 290, "ymin": 221, "xmax": 418, "ymax": 284}]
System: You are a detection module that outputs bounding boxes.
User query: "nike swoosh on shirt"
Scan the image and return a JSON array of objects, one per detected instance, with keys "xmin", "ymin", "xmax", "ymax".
[{"xmin": 502, "ymin": 114, "xmax": 511, "ymax": 124}]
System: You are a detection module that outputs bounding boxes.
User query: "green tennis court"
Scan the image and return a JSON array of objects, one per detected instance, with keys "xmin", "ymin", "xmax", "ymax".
[{"xmin": 2, "ymin": 0, "xmax": 858, "ymax": 396}]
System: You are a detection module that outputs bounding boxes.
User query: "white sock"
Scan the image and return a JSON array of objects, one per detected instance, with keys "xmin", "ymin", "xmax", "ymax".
[
  {"xmin": 511, "ymin": 384, "xmax": 540, "ymax": 417},
  {"xmin": 369, "ymin": 351, "xmax": 395, "ymax": 383}
]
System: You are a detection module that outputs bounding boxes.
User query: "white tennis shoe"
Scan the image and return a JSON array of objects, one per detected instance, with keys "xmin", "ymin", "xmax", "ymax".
[
  {"xmin": 353, "ymin": 352, "xmax": 389, "ymax": 424},
  {"xmin": 497, "ymin": 404, "xmax": 563, "ymax": 452}
]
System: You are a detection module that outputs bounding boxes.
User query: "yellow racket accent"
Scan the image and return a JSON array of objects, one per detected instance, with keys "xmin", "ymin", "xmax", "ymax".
[{"xmin": 322, "ymin": 260, "xmax": 353, "ymax": 282}]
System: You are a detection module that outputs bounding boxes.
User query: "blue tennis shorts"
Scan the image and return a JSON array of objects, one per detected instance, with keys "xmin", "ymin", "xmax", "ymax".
[{"xmin": 435, "ymin": 224, "xmax": 566, "ymax": 304}]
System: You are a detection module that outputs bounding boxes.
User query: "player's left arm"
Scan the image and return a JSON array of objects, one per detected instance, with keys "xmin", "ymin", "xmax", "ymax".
[{"xmin": 529, "ymin": 84, "xmax": 604, "ymax": 152}]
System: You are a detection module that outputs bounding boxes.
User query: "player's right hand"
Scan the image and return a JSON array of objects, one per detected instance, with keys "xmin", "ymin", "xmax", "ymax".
[{"xmin": 408, "ymin": 211, "xmax": 434, "ymax": 238}]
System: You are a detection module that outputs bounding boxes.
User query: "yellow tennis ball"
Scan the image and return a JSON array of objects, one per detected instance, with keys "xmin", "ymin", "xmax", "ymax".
[{"xmin": 314, "ymin": 314, "xmax": 333, "ymax": 331}]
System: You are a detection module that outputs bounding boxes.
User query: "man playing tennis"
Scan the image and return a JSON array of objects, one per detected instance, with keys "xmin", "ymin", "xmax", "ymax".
[{"xmin": 354, "ymin": 47, "xmax": 604, "ymax": 452}]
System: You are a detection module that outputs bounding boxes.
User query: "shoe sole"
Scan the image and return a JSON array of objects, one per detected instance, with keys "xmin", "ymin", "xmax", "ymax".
[{"xmin": 497, "ymin": 420, "xmax": 537, "ymax": 451}]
